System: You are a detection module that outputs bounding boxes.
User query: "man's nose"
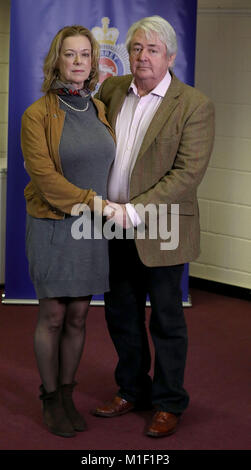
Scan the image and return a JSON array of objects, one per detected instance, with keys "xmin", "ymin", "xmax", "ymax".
[{"xmin": 138, "ymin": 48, "xmax": 148, "ymax": 60}]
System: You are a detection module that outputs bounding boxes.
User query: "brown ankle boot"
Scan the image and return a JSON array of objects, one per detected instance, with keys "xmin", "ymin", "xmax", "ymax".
[
  {"xmin": 39, "ymin": 385, "xmax": 76, "ymax": 437},
  {"xmin": 61, "ymin": 382, "xmax": 87, "ymax": 432}
]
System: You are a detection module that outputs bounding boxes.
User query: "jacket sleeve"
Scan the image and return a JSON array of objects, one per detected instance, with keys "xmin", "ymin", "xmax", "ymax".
[{"xmin": 21, "ymin": 109, "xmax": 97, "ymax": 215}]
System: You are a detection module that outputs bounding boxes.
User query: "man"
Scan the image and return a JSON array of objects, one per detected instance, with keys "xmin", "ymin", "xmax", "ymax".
[{"xmin": 93, "ymin": 16, "xmax": 215, "ymax": 437}]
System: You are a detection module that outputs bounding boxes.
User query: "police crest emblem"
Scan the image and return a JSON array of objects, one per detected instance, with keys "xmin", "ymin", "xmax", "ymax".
[{"xmin": 92, "ymin": 17, "xmax": 130, "ymax": 86}]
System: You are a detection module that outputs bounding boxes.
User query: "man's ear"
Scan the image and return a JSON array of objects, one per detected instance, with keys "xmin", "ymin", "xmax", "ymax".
[{"xmin": 168, "ymin": 53, "xmax": 176, "ymax": 69}]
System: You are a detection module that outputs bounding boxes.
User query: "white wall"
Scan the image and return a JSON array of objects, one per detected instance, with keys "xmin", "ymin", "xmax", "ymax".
[
  {"xmin": 191, "ymin": 1, "xmax": 251, "ymax": 289},
  {"xmin": 0, "ymin": 0, "xmax": 250, "ymax": 288}
]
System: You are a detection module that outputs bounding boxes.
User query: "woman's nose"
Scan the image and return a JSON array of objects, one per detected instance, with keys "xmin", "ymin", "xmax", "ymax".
[{"xmin": 74, "ymin": 54, "xmax": 81, "ymax": 63}]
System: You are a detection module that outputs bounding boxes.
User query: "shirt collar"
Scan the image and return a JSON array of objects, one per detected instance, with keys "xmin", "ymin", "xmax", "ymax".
[{"xmin": 129, "ymin": 69, "xmax": 172, "ymax": 98}]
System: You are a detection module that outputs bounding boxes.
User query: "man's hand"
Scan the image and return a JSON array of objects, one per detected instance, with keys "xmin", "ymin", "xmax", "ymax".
[{"xmin": 103, "ymin": 201, "xmax": 132, "ymax": 228}]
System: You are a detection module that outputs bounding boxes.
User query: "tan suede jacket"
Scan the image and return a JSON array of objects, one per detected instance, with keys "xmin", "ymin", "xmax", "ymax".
[{"xmin": 21, "ymin": 92, "xmax": 115, "ymax": 219}]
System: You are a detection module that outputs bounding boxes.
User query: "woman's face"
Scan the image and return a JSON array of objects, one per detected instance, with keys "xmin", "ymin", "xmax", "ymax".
[{"xmin": 57, "ymin": 35, "xmax": 92, "ymax": 89}]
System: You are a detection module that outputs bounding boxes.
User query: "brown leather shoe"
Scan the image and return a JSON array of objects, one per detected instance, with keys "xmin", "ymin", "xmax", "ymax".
[
  {"xmin": 146, "ymin": 411, "xmax": 179, "ymax": 437},
  {"xmin": 92, "ymin": 395, "xmax": 135, "ymax": 417}
]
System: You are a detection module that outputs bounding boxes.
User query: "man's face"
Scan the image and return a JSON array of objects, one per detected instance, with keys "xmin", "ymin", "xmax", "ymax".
[{"xmin": 129, "ymin": 29, "xmax": 175, "ymax": 89}]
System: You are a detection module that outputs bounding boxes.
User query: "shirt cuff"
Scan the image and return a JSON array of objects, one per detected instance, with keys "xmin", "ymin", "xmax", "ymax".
[{"xmin": 125, "ymin": 203, "xmax": 142, "ymax": 227}]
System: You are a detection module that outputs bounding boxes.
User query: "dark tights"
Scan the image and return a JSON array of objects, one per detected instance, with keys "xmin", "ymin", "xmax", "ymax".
[{"xmin": 34, "ymin": 297, "xmax": 90, "ymax": 392}]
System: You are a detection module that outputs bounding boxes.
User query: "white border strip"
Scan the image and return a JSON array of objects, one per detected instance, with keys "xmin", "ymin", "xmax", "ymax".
[{"xmin": 1, "ymin": 292, "xmax": 192, "ymax": 307}]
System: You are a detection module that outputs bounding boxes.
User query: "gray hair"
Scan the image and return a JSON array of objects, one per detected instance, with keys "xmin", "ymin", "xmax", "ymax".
[{"xmin": 125, "ymin": 15, "xmax": 177, "ymax": 57}]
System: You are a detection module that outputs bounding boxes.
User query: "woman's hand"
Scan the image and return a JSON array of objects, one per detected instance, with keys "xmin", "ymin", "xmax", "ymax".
[{"xmin": 103, "ymin": 201, "xmax": 132, "ymax": 228}]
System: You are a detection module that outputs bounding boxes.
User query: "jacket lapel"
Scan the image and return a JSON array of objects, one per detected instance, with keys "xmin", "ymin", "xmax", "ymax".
[{"xmin": 136, "ymin": 75, "xmax": 182, "ymax": 161}]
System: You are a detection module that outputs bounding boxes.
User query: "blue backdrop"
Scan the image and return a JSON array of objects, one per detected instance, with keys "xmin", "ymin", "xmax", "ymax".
[{"xmin": 4, "ymin": 0, "xmax": 197, "ymax": 302}]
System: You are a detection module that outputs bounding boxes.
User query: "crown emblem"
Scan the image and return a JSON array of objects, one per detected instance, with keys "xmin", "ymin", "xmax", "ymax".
[{"xmin": 92, "ymin": 17, "xmax": 119, "ymax": 45}]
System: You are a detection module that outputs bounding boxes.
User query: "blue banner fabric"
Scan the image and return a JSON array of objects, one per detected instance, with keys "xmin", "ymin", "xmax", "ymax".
[{"xmin": 4, "ymin": 0, "xmax": 197, "ymax": 302}]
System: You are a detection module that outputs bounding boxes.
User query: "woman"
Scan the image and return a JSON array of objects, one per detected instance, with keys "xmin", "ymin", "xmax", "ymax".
[{"xmin": 21, "ymin": 25, "xmax": 115, "ymax": 437}]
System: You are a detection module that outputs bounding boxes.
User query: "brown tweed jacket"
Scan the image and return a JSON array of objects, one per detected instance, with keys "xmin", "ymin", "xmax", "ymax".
[{"xmin": 96, "ymin": 72, "xmax": 215, "ymax": 267}]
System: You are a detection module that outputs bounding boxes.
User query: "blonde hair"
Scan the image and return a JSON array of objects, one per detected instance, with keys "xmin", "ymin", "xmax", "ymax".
[{"xmin": 42, "ymin": 25, "xmax": 100, "ymax": 93}]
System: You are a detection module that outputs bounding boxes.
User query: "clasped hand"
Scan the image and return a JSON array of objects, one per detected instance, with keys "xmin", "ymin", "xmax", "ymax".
[{"xmin": 103, "ymin": 201, "xmax": 132, "ymax": 228}]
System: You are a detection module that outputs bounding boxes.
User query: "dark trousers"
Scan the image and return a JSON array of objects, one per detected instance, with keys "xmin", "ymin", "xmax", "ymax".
[{"xmin": 104, "ymin": 238, "xmax": 189, "ymax": 414}]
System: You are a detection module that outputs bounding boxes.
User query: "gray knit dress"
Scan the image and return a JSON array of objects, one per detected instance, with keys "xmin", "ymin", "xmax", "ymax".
[{"xmin": 26, "ymin": 94, "xmax": 115, "ymax": 299}]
